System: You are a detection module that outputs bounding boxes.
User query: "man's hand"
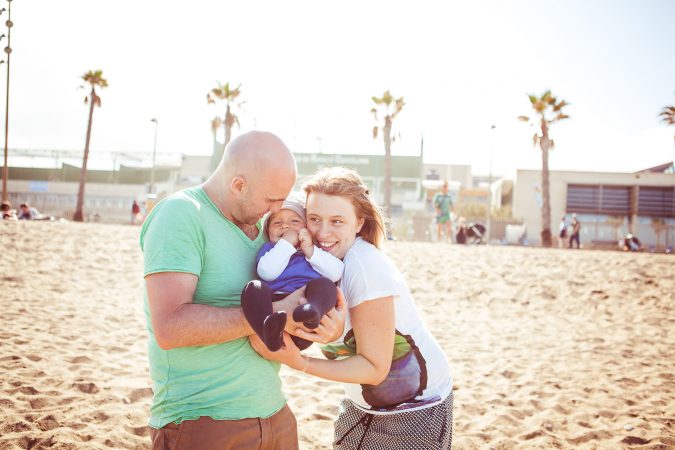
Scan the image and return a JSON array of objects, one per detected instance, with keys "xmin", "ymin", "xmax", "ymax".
[
  {"xmin": 298, "ymin": 228, "xmax": 314, "ymax": 258},
  {"xmin": 249, "ymin": 333, "xmax": 305, "ymax": 370}
]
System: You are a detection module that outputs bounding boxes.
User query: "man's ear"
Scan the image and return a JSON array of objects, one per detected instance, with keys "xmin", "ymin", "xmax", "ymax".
[{"xmin": 231, "ymin": 175, "xmax": 247, "ymax": 195}]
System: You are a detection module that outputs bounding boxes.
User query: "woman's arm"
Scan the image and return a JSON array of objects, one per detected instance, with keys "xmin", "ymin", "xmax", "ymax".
[{"xmin": 251, "ymin": 296, "xmax": 395, "ymax": 385}]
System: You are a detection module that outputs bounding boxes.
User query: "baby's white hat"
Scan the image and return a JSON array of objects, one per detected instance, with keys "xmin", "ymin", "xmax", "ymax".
[{"xmin": 263, "ymin": 192, "xmax": 306, "ymax": 239}]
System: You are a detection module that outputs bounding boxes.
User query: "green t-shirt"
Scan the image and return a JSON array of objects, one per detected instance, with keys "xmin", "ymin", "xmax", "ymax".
[
  {"xmin": 433, "ymin": 192, "xmax": 453, "ymax": 214},
  {"xmin": 139, "ymin": 186, "xmax": 286, "ymax": 429}
]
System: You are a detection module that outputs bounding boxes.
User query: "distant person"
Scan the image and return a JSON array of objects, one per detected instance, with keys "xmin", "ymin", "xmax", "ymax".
[
  {"xmin": 1, "ymin": 200, "xmax": 17, "ymax": 220},
  {"xmin": 569, "ymin": 214, "xmax": 581, "ymax": 249},
  {"xmin": 18, "ymin": 203, "xmax": 41, "ymax": 220},
  {"xmin": 622, "ymin": 233, "xmax": 642, "ymax": 252},
  {"xmin": 558, "ymin": 216, "xmax": 568, "ymax": 248},
  {"xmin": 131, "ymin": 200, "xmax": 141, "ymax": 225},
  {"xmin": 433, "ymin": 181, "xmax": 455, "ymax": 243}
]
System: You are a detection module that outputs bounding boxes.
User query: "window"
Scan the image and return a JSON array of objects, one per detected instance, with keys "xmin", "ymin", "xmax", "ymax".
[{"xmin": 638, "ymin": 187, "xmax": 674, "ymax": 218}]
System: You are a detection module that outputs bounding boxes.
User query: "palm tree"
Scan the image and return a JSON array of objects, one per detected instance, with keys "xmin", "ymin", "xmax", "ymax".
[
  {"xmin": 74, "ymin": 70, "xmax": 108, "ymax": 222},
  {"xmin": 207, "ymin": 82, "xmax": 242, "ymax": 170},
  {"xmin": 660, "ymin": 105, "xmax": 675, "ymax": 144},
  {"xmin": 650, "ymin": 217, "xmax": 665, "ymax": 250},
  {"xmin": 371, "ymin": 90, "xmax": 404, "ymax": 219},
  {"xmin": 518, "ymin": 90, "xmax": 570, "ymax": 247},
  {"xmin": 659, "ymin": 105, "xmax": 675, "ymax": 125}
]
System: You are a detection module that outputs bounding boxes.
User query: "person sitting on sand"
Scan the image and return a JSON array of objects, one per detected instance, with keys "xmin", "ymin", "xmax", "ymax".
[
  {"xmin": 242, "ymin": 194, "xmax": 343, "ymax": 352},
  {"xmin": 1, "ymin": 200, "xmax": 17, "ymax": 220},
  {"xmin": 18, "ymin": 203, "xmax": 42, "ymax": 220}
]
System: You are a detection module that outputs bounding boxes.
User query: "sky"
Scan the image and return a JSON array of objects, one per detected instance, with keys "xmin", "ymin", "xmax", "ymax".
[{"xmin": 5, "ymin": 0, "xmax": 675, "ymax": 178}]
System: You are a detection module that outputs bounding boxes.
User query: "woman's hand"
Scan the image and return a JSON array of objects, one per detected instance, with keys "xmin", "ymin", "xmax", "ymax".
[
  {"xmin": 272, "ymin": 286, "xmax": 347, "ymax": 343},
  {"xmin": 293, "ymin": 287, "xmax": 347, "ymax": 344},
  {"xmin": 250, "ymin": 333, "xmax": 305, "ymax": 370}
]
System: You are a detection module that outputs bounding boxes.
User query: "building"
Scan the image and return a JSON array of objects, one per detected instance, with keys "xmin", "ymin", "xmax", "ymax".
[{"xmin": 513, "ymin": 164, "xmax": 675, "ymax": 250}]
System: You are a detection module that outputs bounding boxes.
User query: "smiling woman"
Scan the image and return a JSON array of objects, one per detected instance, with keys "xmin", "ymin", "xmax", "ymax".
[{"xmin": 250, "ymin": 167, "xmax": 454, "ymax": 449}]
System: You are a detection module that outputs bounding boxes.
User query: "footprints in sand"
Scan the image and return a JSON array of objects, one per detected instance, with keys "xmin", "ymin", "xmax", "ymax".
[{"xmin": 1, "ymin": 222, "xmax": 151, "ymax": 450}]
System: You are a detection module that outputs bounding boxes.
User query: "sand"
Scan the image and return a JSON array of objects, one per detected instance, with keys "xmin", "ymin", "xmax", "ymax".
[{"xmin": 1, "ymin": 220, "xmax": 673, "ymax": 450}]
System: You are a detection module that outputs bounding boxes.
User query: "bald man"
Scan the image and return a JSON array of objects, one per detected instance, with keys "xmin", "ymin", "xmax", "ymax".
[{"xmin": 141, "ymin": 131, "xmax": 345, "ymax": 450}]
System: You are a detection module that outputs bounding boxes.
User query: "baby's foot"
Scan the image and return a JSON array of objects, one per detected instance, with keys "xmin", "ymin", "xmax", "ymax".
[
  {"xmin": 292, "ymin": 304, "xmax": 321, "ymax": 329},
  {"xmin": 262, "ymin": 311, "xmax": 287, "ymax": 351}
]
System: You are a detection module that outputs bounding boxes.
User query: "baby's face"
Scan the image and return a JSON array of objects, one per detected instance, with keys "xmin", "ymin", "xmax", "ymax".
[{"xmin": 267, "ymin": 209, "xmax": 306, "ymax": 242}]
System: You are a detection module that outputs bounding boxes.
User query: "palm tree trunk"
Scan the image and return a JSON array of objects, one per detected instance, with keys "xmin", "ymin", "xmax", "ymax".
[
  {"xmin": 540, "ymin": 120, "xmax": 552, "ymax": 247},
  {"xmin": 224, "ymin": 105, "xmax": 232, "ymax": 147},
  {"xmin": 74, "ymin": 90, "xmax": 96, "ymax": 222},
  {"xmin": 383, "ymin": 117, "xmax": 392, "ymax": 219}
]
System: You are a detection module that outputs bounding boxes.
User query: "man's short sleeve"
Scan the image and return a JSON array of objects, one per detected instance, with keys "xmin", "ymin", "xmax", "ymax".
[{"xmin": 140, "ymin": 197, "xmax": 205, "ymax": 277}]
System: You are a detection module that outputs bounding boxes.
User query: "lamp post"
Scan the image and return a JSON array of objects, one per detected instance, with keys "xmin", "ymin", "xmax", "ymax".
[
  {"xmin": 1, "ymin": 0, "xmax": 11, "ymax": 202},
  {"xmin": 487, "ymin": 124, "xmax": 496, "ymax": 243},
  {"xmin": 150, "ymin": 118, "xmax": 158, "ymax": 194}
]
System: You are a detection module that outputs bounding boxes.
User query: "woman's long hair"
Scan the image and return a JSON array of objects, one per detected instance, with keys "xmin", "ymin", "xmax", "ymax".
[{"xmin": 302, "ymin": 167, "xmax": 387, "ymax": 249}]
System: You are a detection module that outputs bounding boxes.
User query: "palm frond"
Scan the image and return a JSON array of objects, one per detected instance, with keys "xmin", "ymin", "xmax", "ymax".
[
  {"xmin": 553, "ymin": 99, "xmax": 568, "ymax": 112},
  {"xmin": 533, "ymin": 100, "xmax": 546, "ymax": 114},
  {"xmin": 659, "ymin": 105, "xmax": 675, "ymax": 125}
]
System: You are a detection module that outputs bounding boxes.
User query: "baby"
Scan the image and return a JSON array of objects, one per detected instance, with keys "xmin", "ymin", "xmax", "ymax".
[{"xmin": 241, "ymin": 195, "xmax": 343, "ymax": 351}]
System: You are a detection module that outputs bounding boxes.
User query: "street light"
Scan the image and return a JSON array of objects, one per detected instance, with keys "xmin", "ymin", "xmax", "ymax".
[
  {"xmin": 487, "ymin": 124, "xmax": 496, "ymax": 243},
  {"xmin": 1, "ymin": 0, "xmax": 11, "ymax": 202},
  {"xmin": 150, "ymin": 118, "xmax": 159, "ymax": 194}
]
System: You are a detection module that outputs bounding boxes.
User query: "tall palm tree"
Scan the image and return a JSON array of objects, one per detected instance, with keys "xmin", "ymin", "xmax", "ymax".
[
  {"xmin": 659, "ymin": 105, "xmax": 675, "ymax": 125},
  {"xmin": 371, "ymin": 90, "xmax": 404, "ymax": 219},
  {"xmin": 74, "ymin": 70, "xmax": 108, "ymax": 222},
  {"xmin": 660, "ymin": 106, "xmax": 675, "ymax": 144},
  {"xmin": 207, "ymin": 82, "xmax": 242, "ymax": 170},
  {"xmin": 518, "ymin": 90, "xmax": 570, "ymax": 247}
]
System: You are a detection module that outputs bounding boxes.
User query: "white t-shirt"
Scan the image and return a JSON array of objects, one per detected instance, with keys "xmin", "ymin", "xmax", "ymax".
[{"xmin": 320, "ymin": 238, "xmax": 453, "ymax": 414}]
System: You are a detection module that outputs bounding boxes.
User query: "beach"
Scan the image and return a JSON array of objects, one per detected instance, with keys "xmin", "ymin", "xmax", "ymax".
[{"xmin": 1, "ymin": 220, "xmax": 673, "ymax": 449}]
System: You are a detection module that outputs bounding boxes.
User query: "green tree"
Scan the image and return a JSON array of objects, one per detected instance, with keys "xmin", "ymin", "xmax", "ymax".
[
  {"xmin": 74, "ymin": 70, "xmax": 108, "ymax": 222},
  {"xmin": 207, "ymin": 82, "xmax": 243, "ymax": 170},
  {"xmin": 518, "ymin": 90, "xmax": 570, "ymax": 247},
  {"xmin": 371, "ymin": 90, "xmax": 404, "ymax": 219}
]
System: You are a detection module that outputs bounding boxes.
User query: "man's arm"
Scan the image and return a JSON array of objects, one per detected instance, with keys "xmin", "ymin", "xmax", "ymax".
[
  {"xmin": 146, "ymin": 272, "xmax": 255, "ymax": 349},
  {"xmin": 146, "ymin": 272, "xmax": 339, "ymax": 350}
]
